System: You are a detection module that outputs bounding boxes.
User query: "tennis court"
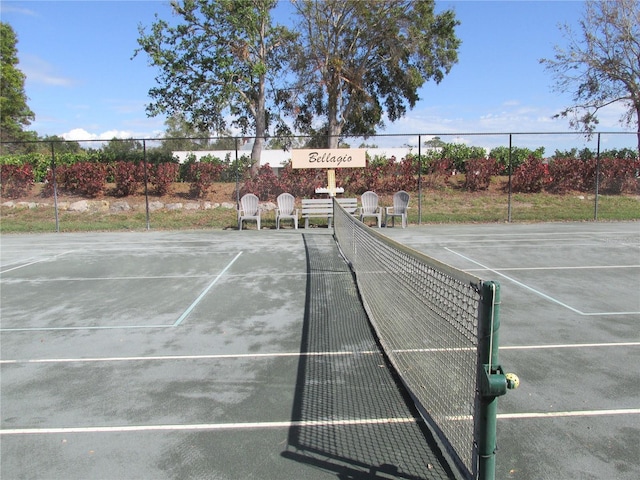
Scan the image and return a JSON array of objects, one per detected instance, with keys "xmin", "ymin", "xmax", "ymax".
[{"xmin": 1, "ymin": 220, "xmax": 638, "ymax": 479}]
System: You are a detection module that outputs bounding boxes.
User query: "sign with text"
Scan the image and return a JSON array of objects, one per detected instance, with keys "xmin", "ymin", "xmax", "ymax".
[{"xmin": 291, "ymin": 148, "xmax": 366, "ymax": 169}]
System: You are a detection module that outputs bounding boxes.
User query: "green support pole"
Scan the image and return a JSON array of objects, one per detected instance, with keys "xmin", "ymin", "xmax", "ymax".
[
  {"xmin": 477, "ymin": 280, "xmax": 520, "ymax": 480},
  {"xmin": 478, "ymin": 281, "xmax": 504, "ymax": 480}
]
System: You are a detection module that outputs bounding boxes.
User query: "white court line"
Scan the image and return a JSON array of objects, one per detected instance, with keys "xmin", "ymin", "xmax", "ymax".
[
  {"xmin": 1, "ymin": 272, "xmax": 307, "ymax": 283},
  {"xmin": 414, "ymin": 230, "xmax": 639, "ymax": 240},
  {"xmin": 0, "ymin": 324, "xmax": 174, "ymax": 333},
  {"xmin": 2, "ymin": 410, "xmax": 639, "ymax": 436},
  {"xmin": 0, "ymin": 417, "xmax": 417, "ymax": 436},
  {"xmin": 501, "ymin": 342, "xmax": 640, "ymax": 350},
  {"xmin": 4, "ymin": 342, "xmax": 637, "ymax": 364},
  {"xmin": 498, "ymin": 409, "xmax": 640, "ymax": 420},
  {"xmin": 0, "ymin": 351, "xmax": 380, "ymax": 365},
  {"xmin": 445, "ymin": 248, "xmax": 640, "ymax": 316},
  {"xmin": 392, "ymin": 341, "xmax": 640, "ymax": 354},
  {"xmin": 0, "ymin": 250, "xmax": 75, "ymax": 275},
  {"xmin": 448, "ymin": 408, "xmax": 640, "ymax": 422},
  {"xmin": 0, "ymin": 252, "xmax": 244, "ymax": 333},
  {"xmin": 466, "ymin": 265, "xmax": 640, "ymax": 272},
  {"xmin": 173, "ymin": 251, "xmax": 242, "ymax": 326}
]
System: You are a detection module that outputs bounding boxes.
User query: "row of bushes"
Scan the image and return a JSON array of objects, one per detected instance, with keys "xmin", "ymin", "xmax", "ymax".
[
  {"xmin": 240, "ymin": 156, "xmax": 639, "ymax": 199},
  {"xmin": 3, "ymin": 144, "xmax": 637, "ymax": 182},
  {"xmin": 0, "ymin": 152, "xmax": 250, "ymax": 184},
  {"xmin": 0, "ymin": 161, "xmax": 221, "ymax": 199},
  {"xmin": 510, "ymin": 157, "xmax": 639, "ymax": 194},
  {"xmin": 1, "ymin": 155, "xmax": 638, "ymax": 200}
]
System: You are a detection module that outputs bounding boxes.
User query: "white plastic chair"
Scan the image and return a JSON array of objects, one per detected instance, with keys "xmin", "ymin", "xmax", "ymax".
[
  {"xmin": 358, "ymin": 191, "xmax": 382, "ymax": 228},
  {"xmin": 276, "ymin": 193, "xmax": 298, "ymax": 230},
  {"xmin": 385, "ymin": 190, "xmax": 409, "ymax": 228},
  {"xmin": 238, "ymin": 193, "xmax": 261, "ymax": 230}
]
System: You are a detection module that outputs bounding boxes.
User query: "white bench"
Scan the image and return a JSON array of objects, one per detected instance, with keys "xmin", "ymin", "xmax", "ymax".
[{"xmin": 301, "ymin": 198, "xmax": 357, "ymax": 228}]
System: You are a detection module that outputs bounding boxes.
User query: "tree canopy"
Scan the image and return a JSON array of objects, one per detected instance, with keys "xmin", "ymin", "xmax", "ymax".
[
  {"xmin": 281, "ymin": 0, "xmax": 460, "ymax": 148},
  {"xmin": 136, "ymin": 0, "xmax": 460, "ymax": 156},
  {"xmin": 135, "ymin": 0, "xmax": 295, "ymax": 173},
  {"xmin": 541, "ymin": 0, "xmax": 640, "ymax": 152},
  {"xmin": 0, "ymin": 22, "xmax": 35, "ymax": 152}
]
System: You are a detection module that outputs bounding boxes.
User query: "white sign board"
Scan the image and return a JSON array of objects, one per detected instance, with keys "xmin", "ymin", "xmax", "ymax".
[{"xmin": 291, "ymin": 148, "xmax": 367, "ymax": 169}]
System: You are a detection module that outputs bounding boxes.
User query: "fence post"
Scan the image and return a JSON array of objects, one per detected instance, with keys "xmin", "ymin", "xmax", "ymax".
[
  {"xmin": 418, "ymin": 134, "xmax": 422, "ymax": 225},
  {"xmin": 143, "ymin": 140, "xmax": 150, "ymax": 230},
  {"xmin": 507, "ymin": 134, "xmax": 512, "ymax": 223},
  {"xmin": 50, "ymin": 142, "xmax": 59, "ymax": 232},
  {"xmin": 594, "ymin": 133, "xmax": 601, "ymax": 221},
  {"xmin": 235, "ymin": 137, "xmax": 240, "ymax": 207}
]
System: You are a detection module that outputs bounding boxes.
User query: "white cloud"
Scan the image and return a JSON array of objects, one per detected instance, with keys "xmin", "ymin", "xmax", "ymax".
[
  {"xmin": 61, "ymin": 128, "xmax": 95, "ymax": 141},
  {"xmin": 502, "ymin": 100, "xmax": 521, "ymax": 107},
  {"xmin": 61, "ymin": 128, "xmax": 136, "ymax": 144},
  {"xmin": 0, "ymin": 4, "xmax": 37, "ymax": 16},
  {"xmin": 22, "ymin": 55, "xmax": 74, "ymax": 87},
  {"xmin": 594, "ymin": 101, "xmax": 635, "ymax": 130},
  {"xmin": 98, "ymin": 129, "xmax": 137, "ymax": 140},
  {"xmin": 106, "ymin": 99, "xmax": 147, "ymax": 115}
]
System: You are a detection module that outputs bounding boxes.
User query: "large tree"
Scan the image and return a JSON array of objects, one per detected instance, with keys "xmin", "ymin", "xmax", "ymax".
[
  {"xmin": 135, "ymin": 0, "xmax": 295, "ymax": 173},
  {"xmin": 0, "ymin": 22, "xmax": 35, "ymax": 151},
  {"xmin": 281, "ymin": 0, "xmax": 460, "ymax": 148},
  {"xmin": 161, "ymin": 113, "xmax": 237, "ymax": 153},
  {"xmin": 541, "ymin": 0, "xmax": 640, "ymax": 153}
]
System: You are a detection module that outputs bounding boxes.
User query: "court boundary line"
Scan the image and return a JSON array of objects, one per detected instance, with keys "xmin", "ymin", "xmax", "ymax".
[
  {"xmin": 2, "ymin": 342, "xmax": 637, "ymax": 364},
  {"xmin": 466, "ymin": 265, "xmax": 640, "ymax": 272},
  {"xmin": 498, "ymin": 409, "xmax": 640, "ymax": 419},
  {"xmin": 173, "ymin": 251, "xmax": 242, "ymax": 326},
  {"xmin": 2, "ymin": 409, "xmax": 639, "ymax": 436},
  {"xmin": 0, "ymin": 250, "xmax": 75, "ymax": 275},
  {"xmin": 0, "ymin": 252, "xmax": 243, "ymax": 333},
  {"xmin": 445, "ymin": 248, "xmax": 640, "ymax": 316},
  {"xmin": 0, "ymin": 351, "xmax": 381, "ymax": 364},
  {"xmin": 0, "ymin": 417, "xmax": 418, "ymax": 435},
  {"xmin": 1, "ymin": 272, "xmax": 308, "ymax": 283}
]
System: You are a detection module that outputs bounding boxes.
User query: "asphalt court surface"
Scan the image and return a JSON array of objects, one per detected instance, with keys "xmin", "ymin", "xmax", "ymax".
[{"xmin": 1, "ymin": 221, "xmax": 639, "ymax": 479}]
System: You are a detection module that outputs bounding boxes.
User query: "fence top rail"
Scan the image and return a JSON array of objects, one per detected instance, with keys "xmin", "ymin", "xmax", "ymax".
[{"xmin": 1, "ymin": 130, "xmax": 637, "ymax": 146}]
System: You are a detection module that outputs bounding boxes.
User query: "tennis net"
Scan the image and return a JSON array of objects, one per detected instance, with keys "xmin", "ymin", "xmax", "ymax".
[{"xmin": 333, "ymin": 199, "xmax": 495, "ymax": 479}]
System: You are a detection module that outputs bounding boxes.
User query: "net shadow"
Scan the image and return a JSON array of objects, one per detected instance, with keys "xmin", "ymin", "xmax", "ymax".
[{"xmin": 281, "ymin": 234, "xmax": 463, "ymax": 480}]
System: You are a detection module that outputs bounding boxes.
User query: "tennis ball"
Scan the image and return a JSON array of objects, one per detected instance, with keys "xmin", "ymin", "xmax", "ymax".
[{"xmin": 505, "ymin": 372, "xmax": 520, "ymax": 389}]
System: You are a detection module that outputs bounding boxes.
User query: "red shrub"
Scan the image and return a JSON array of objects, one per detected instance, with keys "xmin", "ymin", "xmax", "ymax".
[
  {"xmin": 380, "ymin": 156, "xmax": 419, "ymax": 193},
  {"xmin": 547, "ymin": 158, "xmax": 595, "ymax": 193},
  {"xmin": 598, "ymin": 158, "xmax": 640, "ymax": 194},
  {"xmin": 59, "ymin": 162, "xmax": 107, "ymax": 197},
  {"xmin": 463, "ymin": 158, "xmax": 497, "ymax": 191},
  {"xmin": 112, "ymin": 161, "xmax": 145, "ymax": 197},
  {"xmin": 278, "ymin": 163, "xmax": 324, "ymax": 198},
  {"xmin": 1, "ymin": 164, "xmax": 34, "ymax": 198},
  {"xmin": 510, "ymin": 157, "xmax": 549, "ymax": 193},
  {"xmin": 187, "ymin": 162, "xmax": 225, "ymax": 198},
  {"xmin": 240, "ymin": 164, "xmax": 283, "ymax": 200},
  {"xmin": 41, "ymin": 169, "xmax": 55, "ymax": 197},
  {"xmin": 422, "ymin": 158, "xmax": 454, "ymax": 188},
  {"xmin": 151, "ymin": 163, "xmax": 179, "ymax": 196},
  {"xmin": 337, "ymin": 162, "xmax": 380, "ymax": 195},
  {"xmin": 341, "ymin": 156, "xmax": 418, "ymax": 194}
]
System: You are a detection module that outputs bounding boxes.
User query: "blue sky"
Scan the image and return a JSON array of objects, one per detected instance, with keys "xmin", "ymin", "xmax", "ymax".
[{"xmin": 1, "ymin": 0, "xmax": 636, "ymax": 153}]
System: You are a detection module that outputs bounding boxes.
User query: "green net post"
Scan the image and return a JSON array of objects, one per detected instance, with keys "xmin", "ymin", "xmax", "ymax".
[{"xmin": 478, "ymin": 281, "xmax": 517, "ymax": 480}]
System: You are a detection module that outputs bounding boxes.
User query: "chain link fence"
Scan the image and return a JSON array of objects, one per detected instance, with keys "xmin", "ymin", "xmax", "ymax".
[{"xmin": 1, "ymin": 132, "xmax": 638, "ymax": 232}]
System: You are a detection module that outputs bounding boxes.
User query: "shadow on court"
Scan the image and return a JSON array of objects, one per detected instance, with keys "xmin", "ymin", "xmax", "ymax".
[{"xmin": 281, "ymin": 234, "xmax": 462, "ymax": 480}]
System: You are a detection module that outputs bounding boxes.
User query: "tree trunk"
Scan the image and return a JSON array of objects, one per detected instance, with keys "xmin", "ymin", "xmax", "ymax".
[
  {"xmin": 250, "ymin": 136, "xmax": 264, "ymax": 177},
  {"xmin": 636, "ymin": 104, "xmax": 640, "ymax": 155},
  {"xmin": 250, "ymin": 73, "xmax": 267, "ymax": 177},
  {"xmin": 326, "ymin": 68, "xmax": 341, "ymax": 149},
  {"xmin": 327, "ymin": 117, "xmax": 340, "ymax": 149}
]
